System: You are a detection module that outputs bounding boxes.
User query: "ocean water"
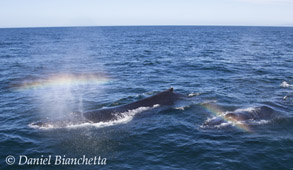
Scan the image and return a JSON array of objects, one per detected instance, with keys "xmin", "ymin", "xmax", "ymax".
[{"xmin": 0, "ymin": 26, "xmax": 293, "ymax": 170}]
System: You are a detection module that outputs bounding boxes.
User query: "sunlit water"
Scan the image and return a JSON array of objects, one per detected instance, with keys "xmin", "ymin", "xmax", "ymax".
[{"xmin": 0, "ymin": 26, "xmax": 293, "ymax": 170}]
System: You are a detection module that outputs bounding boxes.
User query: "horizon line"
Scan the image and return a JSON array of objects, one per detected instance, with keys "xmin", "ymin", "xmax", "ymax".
[{"xmin": 1, "ymin": 24, "xmax": 293, "ymax": 29}]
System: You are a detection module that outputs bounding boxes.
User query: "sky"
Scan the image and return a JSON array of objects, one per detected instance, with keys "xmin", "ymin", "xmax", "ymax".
[{"xmin": 0, "ymin": 0, "xmax": 293, "ymax": 28}]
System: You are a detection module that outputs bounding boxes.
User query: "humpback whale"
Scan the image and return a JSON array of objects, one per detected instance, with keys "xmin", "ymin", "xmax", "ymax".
[
  {"xmin": 83, "ymin": 88, "xmax": 183, "ymax": 123},
  {"xmin": 203, "ymin": 106, "xmax": 275, "ymax": 126},
  {"xmin": 30, "ymin": 88, "xmax": 183, "ymax": 129},
  {"xmin": 224, "ymin": 106, "xmax": 275, "ymax": 121}
]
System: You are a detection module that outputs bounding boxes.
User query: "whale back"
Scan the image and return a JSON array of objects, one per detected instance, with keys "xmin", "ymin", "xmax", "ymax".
[
  {"xmin": 254, "ymin": 106, "xmax": 275, "ymax": 119},
  {"xmin": 83, "ymin": 88, "xmax": 181, "ymax": 123},
  {"xmin": 225, "ymin": 106, "xmax": 275, "ymax": 121},
  {"xmin": 123, "ymin": 88, "xmax": 180, "ymax": 110}
]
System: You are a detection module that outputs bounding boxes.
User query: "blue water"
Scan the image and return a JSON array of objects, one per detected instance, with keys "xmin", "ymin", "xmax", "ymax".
[{"xmin": 0, "ymin": 26, "xmax": 293, "ymax": 170}]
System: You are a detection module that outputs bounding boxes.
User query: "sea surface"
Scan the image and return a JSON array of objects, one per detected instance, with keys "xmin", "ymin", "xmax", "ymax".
[{"xmin": 0, "ymin": 26, "xmax": 293, "ymax": 170}]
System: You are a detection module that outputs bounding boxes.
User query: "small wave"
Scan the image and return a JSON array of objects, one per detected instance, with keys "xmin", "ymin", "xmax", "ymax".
[
  {"xmin": 280, "ymin": 81, "xmax": 292, "ymax": 88},
  {"xmin": 188, "ymin": 92, "xmax": 200, "ymax": 97},
  {"xmin": 175, "ymin": 107, "xmax": 185, "ymax": 110},
  {"xmin": 201, "ymin": 100, "xmax": 218, "ymax": 105},
  {"xmin": 29, "ymin": 104, "xmax": 160, "ymax": 130},
  {"xmin": 175, "ymin": 105, "xmax": 191, "ymax": 110}
]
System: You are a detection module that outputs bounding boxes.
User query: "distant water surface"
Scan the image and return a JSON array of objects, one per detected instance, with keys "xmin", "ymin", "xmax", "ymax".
[{"xmin": 0, "ymin": 26, "xmax": 293, "ymax": 170}]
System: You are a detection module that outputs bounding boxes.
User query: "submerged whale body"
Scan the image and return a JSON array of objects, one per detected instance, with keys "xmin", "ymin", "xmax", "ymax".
[
  {"xmin": 83, "ymin": 88, "xmax": 182, "ymax": 123},
  {"xmin": 203, "ymin": 106, "xmax": 276, "ymax": 126},
  {"xmin": 225, "ymin": 106, "xmax": 275, "ymax": 121}
]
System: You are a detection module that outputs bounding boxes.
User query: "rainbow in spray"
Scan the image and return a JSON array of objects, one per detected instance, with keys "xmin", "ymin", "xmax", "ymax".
[
  {"xmin": 16, "ymin": 73, "xmax": 111, "ymax": 90},
  {"xmin": 201, "ymin": 102, "xmax": 251, "ymax": 132}
]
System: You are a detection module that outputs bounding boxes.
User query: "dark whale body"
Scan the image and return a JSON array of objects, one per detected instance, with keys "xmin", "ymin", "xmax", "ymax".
[
  {"xmin": 83, "ymin": 88, "xmax": 182, "ymax": 123},
  {"xmin": 204, "ymin": 106, "xmax": 276, "ymax": 126},
  {"xmin": 225, "ymin": 106, "xmax": 275, "ymax": 121}
]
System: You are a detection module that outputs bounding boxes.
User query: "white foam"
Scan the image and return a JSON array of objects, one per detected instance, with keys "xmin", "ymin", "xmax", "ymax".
[
  {"xmin": 175, "ymin": 107, "xmax": 185, "ymax": 110},
  {"xmin": 29, "ymin": 122, "xmax": 55, "ymax": 130},
  {"xmin": 29, "ymin": 104, "xmax": 160, "ymax": 130},
  {"xmin": 175, "ymin": 105, "xmax": 190, "ymax": 110},
  {"xmin": 280, "ymin": 81, "xmax": 292, "ymax": 88},
  {"xmin": 233, "ymin": 107, "xmax": 256, "ymax": 113},
  {"xmin": 201, "ymin": 100, "xmax": 218, "ymax": 105},
  {"xmin": 214, "ymin": 122, "xmax": 231, "ymax": 128},
  {"xmin": 201, "ymin": 115, "xmax": 272, "ymax": 130},
  {"xmin": 200, "ymin": 121, "xmax": 231, "ymax": 129},
  {"xmin": 188, "ymin": 92, "xmax": 200, "ymax": 97},
  {"xmin": 246, "ymin": 119, "xmax": 270, "ymax": 125}
]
